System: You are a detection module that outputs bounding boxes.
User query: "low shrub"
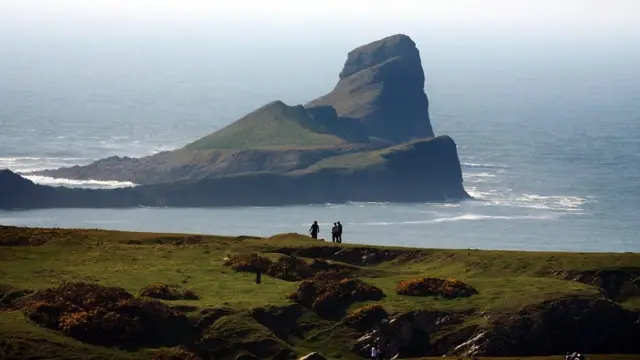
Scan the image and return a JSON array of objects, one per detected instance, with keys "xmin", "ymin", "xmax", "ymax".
[
  {"xmin": 140, "ymin": 283, "xmax": 199, "ymax": 300},
  {"xmin": 289, "ymin": 278, "xmax": 384, "ymax": 315},
  {"xmin": 22, "ymin": 282, "xmax": 190, "ymax": 347},
  {"xmin": 343, "ymin": 304, "xmax": 388, "ymax": 330},
  {"xmin": 266, "ymin": 255, "xmax": 314, "ymax": 281},
  {"xmin": 223, "ymin": 253, "xmax": 272, "ymax": 273},
  {"xmin": 396, "ymin": 277, "xmax": 478, "ymax": 298}
]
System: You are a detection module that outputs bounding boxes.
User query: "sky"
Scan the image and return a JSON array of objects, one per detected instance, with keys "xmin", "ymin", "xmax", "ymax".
[{"xmin": 2, "ymin": 0, "xmax": 639, "ymax": 44}]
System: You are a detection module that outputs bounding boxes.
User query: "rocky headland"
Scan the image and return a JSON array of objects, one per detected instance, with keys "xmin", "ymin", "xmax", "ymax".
[{"xmin": 0, "ymin": 34, "xmax": 471, "ymax": 209}]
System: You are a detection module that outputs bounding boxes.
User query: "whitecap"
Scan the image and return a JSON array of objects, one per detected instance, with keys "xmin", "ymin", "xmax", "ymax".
[
  {"xmin": 462, "ymin": 162, "xmax": 509, "ymax": 170},
  {"xmin": 354, "ymin": 213, "xmax": 555, "ymax": 226},
  {"xmin": 465, "ymin": 172, "xmax": 496, "ymax": 178},
  {"xmin": 22, "ymin": 175, "xmax": 137, "ymax": 189}
]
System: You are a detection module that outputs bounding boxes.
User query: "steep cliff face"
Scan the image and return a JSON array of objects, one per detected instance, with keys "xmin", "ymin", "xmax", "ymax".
[{"xmin": 306, "ymin": 34, "xmax": 434, "ymax": 143}]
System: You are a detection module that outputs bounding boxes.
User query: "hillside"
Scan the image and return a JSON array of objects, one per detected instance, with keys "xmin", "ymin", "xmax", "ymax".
[
  {"xmin": 33, "ymin": 33, "xmax": 452, "ymax": 190},
  {"xmin": 1, "ymin": 226, "xmax": 639, "ymax": 360},
  {"xmin": 186, "ymin": 101, "xmax": 369, "ymax": 150}
]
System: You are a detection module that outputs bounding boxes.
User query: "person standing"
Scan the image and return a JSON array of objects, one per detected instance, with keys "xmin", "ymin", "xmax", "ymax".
[
  {"xmin": 309, "ymin": 221, "xmax": 320, "ymax": 239},
  {"xmin": 337, "ymin": 221, "xmax": 343, "ymax": 243},
  {"xmin": 331, "ymin": 222, "xmax": 338, "ymax": 243},
  {"xmin": 370, "ymin": 345, "xmax": 377, "ymax": 360}
]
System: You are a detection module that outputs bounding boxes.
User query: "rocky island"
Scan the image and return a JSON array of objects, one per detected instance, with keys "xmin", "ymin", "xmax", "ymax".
[
  {"xmin": 0, "ymin": 225, "xmax": 639, "ymax": 359},
  {"xmin": 0, "ymin": 34, "xmax": 469, "ymax": 209}
]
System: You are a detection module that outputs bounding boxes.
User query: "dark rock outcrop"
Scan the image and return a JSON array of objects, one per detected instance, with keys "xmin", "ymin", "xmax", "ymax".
[
  {"xmin": 554, "ymin": 268, "xmax": 640, "ymax": 300},
  {"xmin": 453, "ymin": 298, "xmax": 640, "ymax": 357},
  {"xmin": 306, "ymin": 34, "xmax": 434, "ymax": 143},
  {"xmin": 350, "ymin": 298, "xmax": 640, "ymax": 358},
  {"xmin": 353, "ymin": 310, "xmax": 465, "ymax": 359}
]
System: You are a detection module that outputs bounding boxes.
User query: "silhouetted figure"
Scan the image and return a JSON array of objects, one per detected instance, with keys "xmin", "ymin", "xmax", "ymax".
[
  {"xmin": 256, "ymin": 268, "xmax": 261, "ymax": 284},
  {"xmin": 331, "ymin": 222, "xmax": 338, "ymax": 243},
  {"xmin": 309, "ymin": 221, "xmax": 320, "ymax": 239},
  {"xmin": 337, "ymin": 221, "xmax": 343, "ymax": 243}
]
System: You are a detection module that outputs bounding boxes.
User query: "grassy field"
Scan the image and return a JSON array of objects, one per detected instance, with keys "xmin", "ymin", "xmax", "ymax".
[
  {"xmin": 0, "ymin": 226, "xmax": 638, "ymax": 359},
  {"xmin": 185, "ymin": 101, "xmax": 347, "ymax": 150}
]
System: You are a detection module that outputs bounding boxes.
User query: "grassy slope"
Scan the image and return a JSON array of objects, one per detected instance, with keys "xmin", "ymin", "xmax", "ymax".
[
  {"xmin": 185, "ymin": 101, "xmax": 346, "ymax": 150},
  {"xmin": 299, "ymin": 136, "xmax": 449, "ymax": 173},
  {"xmin": 1, "ymin": 226, "xmax": 639, "ymax": 359}
]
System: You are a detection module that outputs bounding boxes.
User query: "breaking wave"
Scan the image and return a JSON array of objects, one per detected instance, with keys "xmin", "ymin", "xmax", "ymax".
[{"xmin": 22, "ymin": 175, "xmax": 137, "ymax": 189}]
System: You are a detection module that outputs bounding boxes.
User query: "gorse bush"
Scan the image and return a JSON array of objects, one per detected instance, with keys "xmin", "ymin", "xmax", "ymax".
[
  {"xmin": 223, "ymin": 253, "xmax": 272, "ymax": 273},
  {"xmin": 396, "ymin": 277, "xmax": 478, "ymax": 298},
  {"xmin": 22, "ymin": 282, "xmax": 190, "ymax": 347},
  {"xmin": 140, "ymin": 283, "xmax": 198, "ymax": 301},
  {"xmin": 265, "ymin": 255, "xmax": 314, "ymax": 281},
  {"xmin": 289, "ymin": 278, "xmax": 384, "ymax": 315},
  {"xmin": 343, "ymin": 304, "xmax": 388, "ymax": 330}
]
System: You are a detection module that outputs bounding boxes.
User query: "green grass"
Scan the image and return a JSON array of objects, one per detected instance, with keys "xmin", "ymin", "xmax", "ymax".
[
  {"xmin": 302, "ymin": 136, "xmax": 452, "ymax": 172},
  {"xmin": 1, "ymin": 226, "xmax": 639, "ymax": 359},
  {"xmin": 185, "ymin": 101, "xmax": 347, "ymax": 150}
]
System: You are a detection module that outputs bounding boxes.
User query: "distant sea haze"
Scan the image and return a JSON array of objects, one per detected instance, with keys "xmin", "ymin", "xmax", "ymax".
[{"xmin": 1, "ymin": 37, "xmax": 639, "ymax": 252}]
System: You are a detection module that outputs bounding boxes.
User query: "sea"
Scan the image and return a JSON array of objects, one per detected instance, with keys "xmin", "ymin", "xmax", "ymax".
[{"xmin": 1, "ymin": 34, "xmax": 639, "ymax": 252}]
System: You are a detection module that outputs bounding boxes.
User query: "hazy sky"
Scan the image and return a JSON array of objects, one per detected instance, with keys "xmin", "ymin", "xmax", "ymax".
[{"xmin": 2, "ymin": 0, "xmax": 639, "ymax": 44}]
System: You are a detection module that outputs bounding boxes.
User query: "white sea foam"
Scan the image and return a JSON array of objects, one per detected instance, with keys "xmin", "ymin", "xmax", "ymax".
[
  {"xmin": 465, "ymin": 172, "xmax": 496, "ymax": 178},
  {"xmin": 355, "ymin": 213, "xmax": 555, "ymax": 226},
  {"xmin": 462, "ymin": 162, "xmax": 509, "ymax": 170},
  {"xmin": 22, "ymin": 175, "xmax": 137, "ymax": 189},
  {"xmin": 0, "ymin": 156, "xmax": 92, "ymax": 173},
  {"xmin": 466, "ymin": 185, "xmax": 591, "ymax": 213}
]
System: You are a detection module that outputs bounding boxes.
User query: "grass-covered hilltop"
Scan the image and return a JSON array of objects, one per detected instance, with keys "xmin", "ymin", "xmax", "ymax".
[
  {"xmin": 1, "ymin": 225, "xmax": 639, "ymax": 360},
  {"xmin": 0, "ymin": 34, "xmax": 470, "ymax": 209}
]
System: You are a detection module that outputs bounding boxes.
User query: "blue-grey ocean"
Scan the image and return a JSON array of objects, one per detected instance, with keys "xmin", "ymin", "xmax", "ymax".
[{"xmin": 1, "ymin": 36, "xmax": 639, "ymax": 252}]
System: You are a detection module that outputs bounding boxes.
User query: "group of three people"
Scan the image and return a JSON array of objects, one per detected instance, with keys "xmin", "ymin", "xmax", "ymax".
[{"xmin": 309, "ymin": 221, "xmax": 343, "ymax": 243}]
